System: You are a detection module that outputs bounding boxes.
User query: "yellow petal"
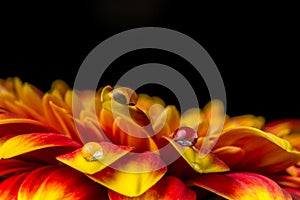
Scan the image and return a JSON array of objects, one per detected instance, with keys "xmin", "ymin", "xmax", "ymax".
[
  {"xmin": 56, "ymin": 142, "xmax": 134, "ymax": 174},
  {"xmin": 87, "ymin": 152, "xmax": 167, "ymax": 197}
]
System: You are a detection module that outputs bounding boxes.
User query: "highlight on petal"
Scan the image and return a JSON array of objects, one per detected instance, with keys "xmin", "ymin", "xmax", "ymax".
[
  {"xmin": 108, "ymin": 176, "xmax": 196, "ymax": 200},
  {"xmin": 87, "ymin": 152, "xmax": 167, "ymax": 197},
  {"xmin": 0, "ymin": 133, "xmax": 81, "ymax": 159},
  {"xmin": 186, "ymin": 172, "xmax": 292, "ymax": 200},
  {"xmin": 18, "ymin": 166, "xmax": 108, "ymax": 200},
  {"xmin": 56, "ymin": 142, "xmax": 134, "ymax": 174},
  {"xmin": 214, "ymin": 127, "xmax": 300, "ymax": 173}
]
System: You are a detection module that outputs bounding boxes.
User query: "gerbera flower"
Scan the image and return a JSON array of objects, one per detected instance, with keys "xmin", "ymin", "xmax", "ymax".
[{"xmin": 1, "ymin": 77, "xmax": 300, "ymax": 199}]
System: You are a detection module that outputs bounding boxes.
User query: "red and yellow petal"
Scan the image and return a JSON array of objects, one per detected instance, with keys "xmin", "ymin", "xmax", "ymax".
[
  {"xmin": 56, "ymin": 142, "xmax": 134, "ymax": 174},
  {"xmin": 0, "ymin": 113, "xmax": 55, "ymax": 136},
  {"xmin": 0, "ymin": 172, "xmax": 29, "ymax": 199},
  {"xmin": 214, "ymin": 127, "xmax": 300, "ymax": 174},
  {"xmin": 108, "ymin": 176, "xmax": 196, "ymax": 200},
  {"xmin": 0, "ymin": 159, "xmax": 41, "ymax": 176},
  {"xmin": 187, "ymin": 172, "xmax": 292, "ymax": 200},
  {"xmin": 163, "ymin": 136, "xmax": 229, "ymax": 174},
  {"xmin": 0, "ymin": 133, "xmax": 81, "ymax": 159},
  {"xmin": 18, "ymin": 166, "xmax": 108, "ymax": 200},
  {"xmin": 87, "ymin": 152, "xmax": 167, "ymax": 197}
]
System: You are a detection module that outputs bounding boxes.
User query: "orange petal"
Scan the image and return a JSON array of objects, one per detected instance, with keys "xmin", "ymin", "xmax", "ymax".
[
  {"xmin": 0, "ymin": 133, "xmax": 81, "ymax": 159},
  {"xmin": 186, "ymin": 172, "xmax": 292, "ymax": 200},
  {"xmin": 264, "ymin": 119, "xmax": 300, "ymax": 150},
  {"xmin": 112, "ymin": 117, "xmax": 158, "ymax": 152},
  {"xmin": 214, "ymin": 127, "xmax": 300, "ymax": 173},
  {"xmin": 153, "ymin": 105, "xmax": 180, "ymax": 139},
  {"xmin": 87, "ymin": 152, "xmax": 167, "ymax": 197},
  {"xmin": 264, "ymin": 119, "xmax": 300, "ymax": 137},
  {"xmin": 224, "ymin": 115, "xmax": 265, "ymax": 129},
  {"xmin": 0, "ymin": 159, "xmax": 41, "ymax": 176},
  {"xmin": 56, "ymin": 142, "xmax": 134, "ymax": 174},
  {"xmin": 270, "ymin": 175, "xmax": 300, "ymax": 189},
  {"xmin": 0, "ymin": 172, "xmax": 29, "ymax": 199},
  {"xmin": 18, "ymin": 166, "xmax": 108, "ymax": 200},
  {"xmin": 213, "ymin": 146, "xmax": 245, "ymax": 167},
  {"xmin": 108, "ymin": 176, "xmax": 196, "ymax": 200}
]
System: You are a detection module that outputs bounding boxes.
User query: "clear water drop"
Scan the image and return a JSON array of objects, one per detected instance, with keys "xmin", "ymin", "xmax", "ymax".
[
  {"xmin": 173, "ymin": 126, "xmax": 198, "ymax": 147},
  {"xmin": 81, "ymin": 142, "xmax": 103, "ymax": 161}
]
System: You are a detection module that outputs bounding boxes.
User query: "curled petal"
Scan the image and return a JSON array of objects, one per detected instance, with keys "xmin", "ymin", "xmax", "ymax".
[
  {"xmin": 101, "ymin": 101, "xmax": 158, "ymax": 152},
  {"xmin": 186, "ymin": 172, "xmax": 292, "ymax": 200},
  {"xmin": 56, "ymin": 142, "xmax": 134, "ymax": 174},
  {"xmin": 108, "ymin": 176, "xmax": 196, "ymax": 200},
  {"xmin": 87, "ymin": 152, "xmax": 167, "ymax": 197},
  {"xmin": 163, "ymin": 136, "xmax": 229, "ymax": 174},
  {"xmin": 214, "ymin": 127, "xmax": 300, "ymax": 173},
  {"xmin": 18, "ymin": 166, "xmax": 108, "ymax": 200},
  {"xmin": 0, "ymin": 133, "xmax": 81, "ymax": 159}
]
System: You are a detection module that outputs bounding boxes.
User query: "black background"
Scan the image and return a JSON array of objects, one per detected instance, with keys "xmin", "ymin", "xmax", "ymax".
[{"xmin": 0, "ymin": 1, "xmax": 299, "ymax": 122}]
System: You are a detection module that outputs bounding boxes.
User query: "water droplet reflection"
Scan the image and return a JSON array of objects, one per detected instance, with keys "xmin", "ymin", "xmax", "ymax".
[
  {"xmin": 173, "ymin": 126, "xmax": 198, "ymax": 147},
  {"xmin": 81, "ymin": 142, "xmax": 103, "ymax": 161}
]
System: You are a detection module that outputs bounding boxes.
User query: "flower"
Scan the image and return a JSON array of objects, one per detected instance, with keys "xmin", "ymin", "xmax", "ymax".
[{"xmin": 1, "ymin": 77, "xmax": 300, "ymax": 199}]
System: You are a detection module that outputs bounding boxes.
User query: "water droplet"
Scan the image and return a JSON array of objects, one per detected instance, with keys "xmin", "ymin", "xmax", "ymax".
[
  {"xmin": 81, "ymin": 142, "xmax": 103, "ymax": 161},
  {"xmin": 191, "ymin": 162, "xmax": 201, "ymax": 171},
  {"xmin": 112, "ymin": 91, "xmax": 127, "ymax": 104},
  {"xmin": 173, "ymin": 126, "xmax": 198, "ymax": 147}
]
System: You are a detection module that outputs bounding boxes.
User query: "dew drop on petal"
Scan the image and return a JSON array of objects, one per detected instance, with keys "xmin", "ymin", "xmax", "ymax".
[
  {"xmin": 81, "ymin": 142, "xmax": 103, "ymax": 161},
  {"xmin": 173, "ymin": 126, "xmax": 198, "ymax": 147},
  {"xmin": 112, "ymin": 91, "xmax": 127, "ymax": 104}
]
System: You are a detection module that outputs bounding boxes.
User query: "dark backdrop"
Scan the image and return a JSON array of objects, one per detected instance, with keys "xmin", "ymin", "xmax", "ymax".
[{"xmin": 1, "ymin": 1, "xmax": 299, "ymax": 122}]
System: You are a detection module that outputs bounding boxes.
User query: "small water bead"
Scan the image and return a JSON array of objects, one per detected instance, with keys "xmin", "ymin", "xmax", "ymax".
[
  {"xmin": 173, "ymin": 126, "xmax": 198, "ymax": 147},
  {"xmin": 81, "ymin": 142, "xmax": 104, "ymax": 161},
  {"xmin": 111, "ymin": 87, "xmax": 138, "ymax": 105}
]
